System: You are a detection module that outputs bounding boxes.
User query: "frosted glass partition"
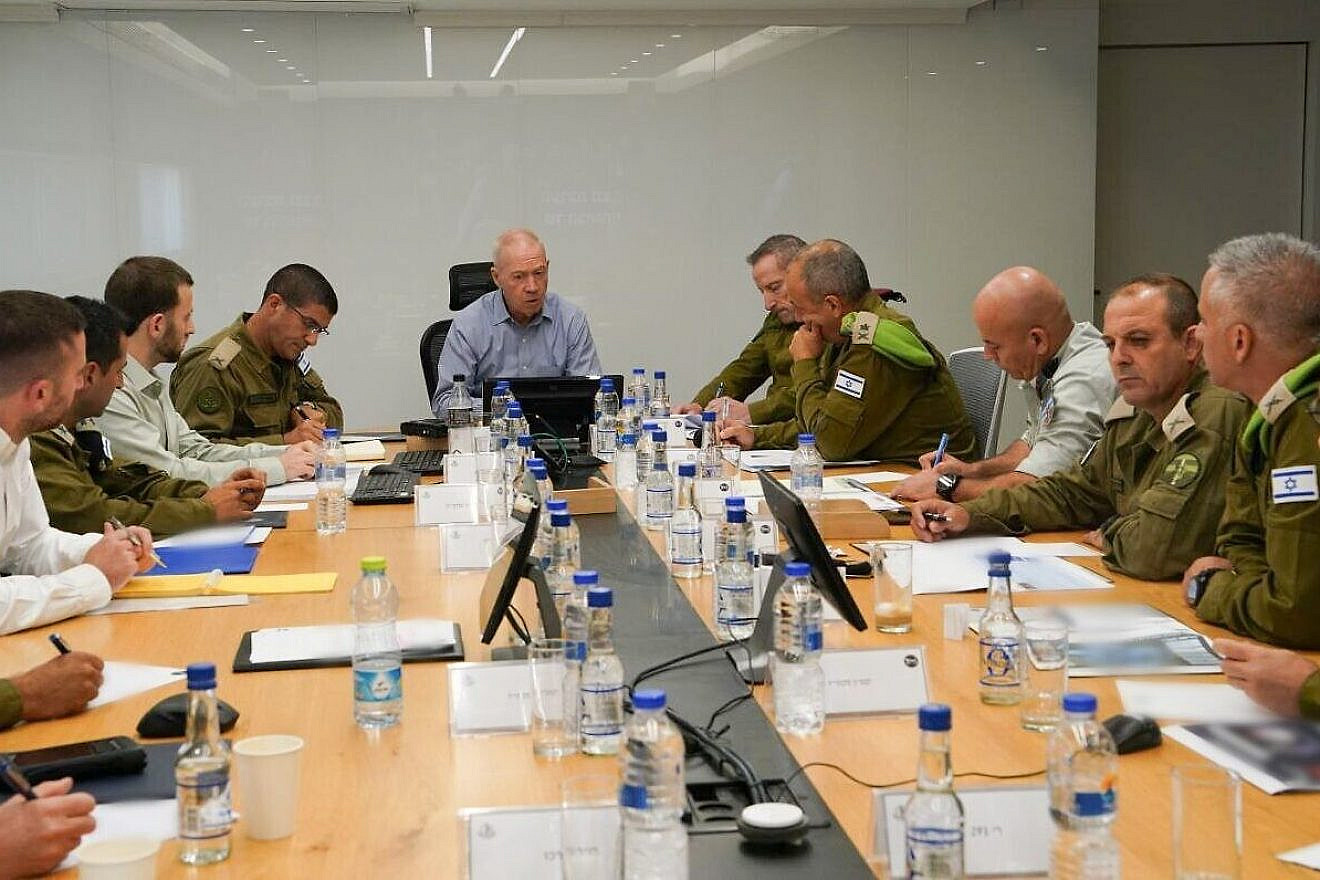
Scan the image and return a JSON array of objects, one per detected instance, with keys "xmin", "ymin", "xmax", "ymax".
[{"xmin": 0, "ymin": 5, "xmax": 1097, "ymax": 430}]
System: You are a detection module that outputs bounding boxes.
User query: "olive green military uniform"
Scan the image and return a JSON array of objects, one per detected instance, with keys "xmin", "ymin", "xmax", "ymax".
[
  {"xmin": 0, "ymin": 680, "xmax": 19, "ymax": 729},
  {"xmin": 752, "ymin": 292, "xmax": 975, "ymax": 465},
  {"xmin": 1196, "ymin": 351, "xmax": 1320, "ymax": 648},
  {"xmin": 1302, "ymin": 672, "xmax": 1320, "ymax": 720},
  {"xmin": 962, "ymin": 371, "xmax": 1249, "ymax": 581},
  {"xmin": 29, "ymin": 423, "xmax": 214, "ymax": 538},
  {"xmin": 171, "ymin": 314, "xmax": 343, "ymax": 446},
  {"xmin": 693, "ymin": 313, "xmax": 799, "ymax": 424}
]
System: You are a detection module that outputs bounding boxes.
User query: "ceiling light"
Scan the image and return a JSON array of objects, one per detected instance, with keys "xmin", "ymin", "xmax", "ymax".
[
  {"xmin": 630, "ymin": 58, "xmax": 639, "ymax": 63},
  {"xmin": 975, "ymin": 60, "xmax": 987, "ymax": 66},
  {"xmin": 610, "ymin": 72, "xmax": 618, "ymax": 76},
  {"xmin": 926, "ymin": 71, "xmax": 937, "ymax": 76},
  {"xmin": 241, "ymin": 27, "xmax": 253, "ymax": 33},
  {"xmin": 671, "ymin": 33, "xmax": 681, "ymax": 38},
  {"xmin": 265, "ymin": 49, "xmax": 276, "ymax": 53},
  {"xmin": 253, "ymin": 39, "xmax": 265, "ymax": 44},
  {"xmin": 642, "ymin": 52, "xmax": 652, "ymax": 56},
  {"xmin": 655, "ymin": 43, "xmax": 664, "ymax": 48},
  {"xmin": 286, "ymin": 65, "xmax": 295, "ymax": 70},
  {"xmin": 1035, "ymin": 45, "xmax": 1048, "ymax": 51},
  {"xmin": 423, "ymin": 25, "xmax": 433, "ymax": 79},
  {"xmin": 277, "ymin": 58, "xmax": 287, "ymax": 62},
  {"xmin": 489, "ymin": 25, "xmax": 525, "ymax": 79}
]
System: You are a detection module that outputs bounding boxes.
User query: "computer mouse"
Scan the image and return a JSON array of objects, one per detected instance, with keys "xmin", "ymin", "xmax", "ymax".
[
  {"xmin": 137, "ymin": 693, "xmax": 240, "ymax": 739},
  {"xmin": 368, "ymin": 463, "xmax": 408, "ymax": 476},
  {"xmin": 1102, "ymin": 713, "xmax": 1162, "ymax": 754}
]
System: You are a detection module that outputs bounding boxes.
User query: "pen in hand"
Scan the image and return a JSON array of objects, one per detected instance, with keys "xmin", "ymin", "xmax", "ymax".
[
  {"xmin": 931, "ymin": 432, "xmax": 951, "ymax": 468},
  {"xmin": 923, "ymin": 511, "xmax": 950, "ymax": 523},
  {"xmin": 0, "ymin": 755, "xmax": 38, "ymax": 801},
  {"xmin": 49, "ymin": 633, "xmax": 71, "ymax": 655},
  {"xmin": 108, "ymin": 516, "xmax": 165, "ymax": 570}
]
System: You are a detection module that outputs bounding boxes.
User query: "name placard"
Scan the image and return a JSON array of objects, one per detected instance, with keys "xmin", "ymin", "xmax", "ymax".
[
  {"xmin": 462, "ymin": 804, "xmax": 620, "ymax": 879},
  {"xmin": 821, "ymin": 647, "xmax": 929, "ymax": 717},
  {"xmin": 655, "ymin": 418, "xmax": 692, "ymax": 446},
  {"xmin": 440, "ymin": 522, "xmax": 503, "ymax": 571},
  {"xmin": 416, "ymin": 484, "xmax": 480, "ymax": 525},
  {"xmin": 447, "ymin": 660, "xmax": 533, "ymax": 735},
  {"xmin": 873, "ymin": 786, "xmax": 1052, "ymax": 877}
]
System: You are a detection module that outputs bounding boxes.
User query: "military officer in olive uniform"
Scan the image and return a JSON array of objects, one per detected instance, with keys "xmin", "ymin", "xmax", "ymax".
[
  {"xmin": 678, "ymin": 234, "xmax": 806, "ymax": 424},
  {"xmin": 171, "ymin": 263, "xmax": 344, "ymax": 446},
  {"xmin": 720, "ymin": 239, "xmax": 975, "ymax": 466},
  {"xmin": 913, "ymin": 274, "xmax": 1250, "ymax": 581},
  {"xmin": 30, "ymin": 297, "xmax": 265, "ymax": 538},
  {"xmin": 1184, "ymin": 233, "xmax": 1320, "ymax": 649}
]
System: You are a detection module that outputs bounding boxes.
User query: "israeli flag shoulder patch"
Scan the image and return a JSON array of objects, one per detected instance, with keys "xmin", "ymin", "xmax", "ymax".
[
  {"xmin": 833, "ymin": 369, "xmax": 866, "ymax": 400},
  {"xmin": 1271, "ymin": 465, "xmax": 1319, "ymax": 504}
]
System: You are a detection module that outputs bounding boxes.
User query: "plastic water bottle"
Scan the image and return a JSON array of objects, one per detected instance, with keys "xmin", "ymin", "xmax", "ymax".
[
  {"xmin": 635, "ymin": 425, "xmax": 658, "ymax": 488},
  {"xmin": 615, "ymin": 433, "xmax": 639, "ymax": 488},
  {"xmin": 616, "ymin": 397, "xmax": 640, "ymax": 449},
  {"xmin": 903, "ymin": 703, "xmax": 965, "ymax": 878},
  {"xmin": 546, "ymin": 506, "xmax": 578, "ymax": 620},
  {"xmin": 176, "ymin": 662, "xmax": 232, "ymax": 865},
  {"xmin": 447, "ymin": 373, "xmax": 474, "ymax": 429},
  {"xmin": 596, "ymin": 379, "xmax": 619, "ymax": 460},
  {"xmin": 649, "ymin": 370, "xmax": 671, "ymax": 417},
  {"xmin": 978, "ymin": 552, "xmax": 1025, "ymax": 705},
  {"xmin": 650, "ymin": 428, "xmax": 668, "ymax": 468},
  {"xmin": 527, "ymin": 458, "xmax": 554, "ymax": 561},
  {"xmin": 481, "ymin": 439, "xmax": 508, "ymax": 524},
  {"xmin": 790, "ymin": 433, "xmax": 824, "ymax": 522},
  {"xmin": 1048, "ymin": 693, "xmax": 1119, "ymax": 880},
  {"xmin": 505, "ymin": 434, "xmax": 532, "ymax": 502},
  {"xmin": 352, "ymin": 555, "xmax": 402, "ymax": 728},
  {"xmin": 315, "ymin": 427, "xmax": 347, "ymax": 535},
  {"xmin": 546, "ymin": 498, "xmax": 581, "ymax": 567},
  {"xmin": 714, "ymin": 500, "xmax": 755, "ymax": 642},
  {"xmin": 668, "ymin": 462, "xmax": 702, "ymax": 580},
  {"xmin": 580, "ymin": 586, "xmax": 625, "ymax": 755},
  {"xmin": 489, "ymin": 379, "xmax": 512, "ymax": 438},
  {"xmin": 697, "ymin": 410, "xmax": 721, "ymax": 479},
  {"xmin": 504, "ymin": 401, "xmax": 529, "ymax": 447},
  {"xmin": 772, "ymin": 561, "xmax": 824, "ymax": 736},
  {"xmin": 562, "ymin": 569, "xmax": 595, "ymax": 751},
  {"xmin": 645, "ymin": 461, "xmax": 674, "ymax": 532},
  {"xmin": 629, "ymin": 367, "xmax": 651, "ymax": 412},
  {"xmin": 620, "ymin": 689, "xmax": 688, "ymax": 880}
]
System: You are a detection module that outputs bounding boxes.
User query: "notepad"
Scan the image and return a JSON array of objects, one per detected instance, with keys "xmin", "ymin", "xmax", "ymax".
[
  {"xmin": 140, "ymin": 543, "xmax": 259, "ymax": 576},
  {"xmin": 117, "ymin": 571, "xmax": 337, "ymax": 598},
  {"xmin": 343, "ymin": 439, "xmax": 387, "ymax": 461},
  {"xmin": 248, "ymin": 619, "xmax": 458, "ymax": 663}
]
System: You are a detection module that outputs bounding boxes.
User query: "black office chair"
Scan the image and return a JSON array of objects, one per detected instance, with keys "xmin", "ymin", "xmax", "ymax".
[
  {"xmin": 449, "ymin": 261, "xmax": 497, "ymax": 311},
  {"xmin": 419, "ymin": 319, "xmax": 453, "ymax": 403}
]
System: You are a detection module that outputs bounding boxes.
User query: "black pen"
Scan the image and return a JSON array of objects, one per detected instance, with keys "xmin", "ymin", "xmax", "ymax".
[
  {"xmin": 49, "ymin": 633, "xmax": 71, "ymax": 655},
  {"xmin": 923, "ymin": 511, "xmax": 951, "ymax": 523},
  {"xmin": 0, "ymin": 755, "xmax": 37, "ymax": 800}
]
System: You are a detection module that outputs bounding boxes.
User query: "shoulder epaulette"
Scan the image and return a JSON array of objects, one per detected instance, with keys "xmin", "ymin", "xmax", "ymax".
[
  {"xmin": 1104, "ymin": 398, "xmax": 1136, "ymax": 424},
  {"xmin": 208, "ymin": 337, "xmax": 242, "ymax": 370}
]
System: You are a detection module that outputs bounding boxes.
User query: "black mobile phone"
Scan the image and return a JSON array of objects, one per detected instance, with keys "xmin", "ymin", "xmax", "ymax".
[{"xmin": 3, "ymin": 736, "xmax": 147, "ymax": 787}]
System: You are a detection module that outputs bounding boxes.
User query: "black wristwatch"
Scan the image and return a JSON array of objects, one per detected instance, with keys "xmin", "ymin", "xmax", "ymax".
[
  {"xmin": 1186, "ymin": 568, "xmax": 1227, "ymax": 607},
  {"xmin": 935, "ymin": 473, "xmax": 962, "ymax": 502}
]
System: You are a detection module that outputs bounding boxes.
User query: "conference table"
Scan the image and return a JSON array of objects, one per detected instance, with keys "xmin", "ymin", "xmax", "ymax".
[{"xmin": 4, "ymin": 454, "xmax": 1319, "ymax": 878}]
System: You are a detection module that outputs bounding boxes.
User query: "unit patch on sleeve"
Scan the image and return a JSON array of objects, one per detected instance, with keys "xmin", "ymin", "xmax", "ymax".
[
  {"xmin": 196, "ymin": 387, "xmax": 224, "ymax": 414},
  {"xmin": 833, "ymin": 369, "xmax": 866, "ymax": 400},
  {"xmin": 1162, "ymin": 453, "xmax": 1201, "ymax": 489},
  {"xmin": 1271, "ymin": 465, "xmax": 1319, "ymax": 504}
]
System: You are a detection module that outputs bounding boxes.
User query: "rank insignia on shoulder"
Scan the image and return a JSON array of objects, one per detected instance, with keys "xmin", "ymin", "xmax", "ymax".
[
  {"xmin": 208, "ymin": 337, "xmax": 242, "ymax": 370},
  {"xmin": 850, "ymin": 311, "xmax": 878, "ymax": 346}
]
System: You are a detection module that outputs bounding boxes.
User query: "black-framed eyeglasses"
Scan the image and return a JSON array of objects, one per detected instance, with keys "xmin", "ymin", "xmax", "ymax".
[{"xmin": 286, "ymin": 301, "xmax": 330, "ymax": 336}]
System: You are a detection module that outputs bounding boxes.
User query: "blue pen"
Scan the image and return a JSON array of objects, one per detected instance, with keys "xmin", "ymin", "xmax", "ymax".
[{"xmin": 931, "ymin": 432, "xmax": 951, "ymax": 467}]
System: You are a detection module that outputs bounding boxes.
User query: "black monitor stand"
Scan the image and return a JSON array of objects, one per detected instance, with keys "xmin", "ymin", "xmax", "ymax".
[
  {"xmin": 490, "ymin": 563, "xmax": 559, "ymax": 661},
  {"xmin": 724, "ymin": 553, "xmax": 793, "ymax": 684}
]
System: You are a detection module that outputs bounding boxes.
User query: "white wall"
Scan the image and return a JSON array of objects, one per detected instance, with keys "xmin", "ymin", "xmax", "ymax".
[{"xmin": 0, "ymin": 3, "xmax": 1098, "ymax": 433}]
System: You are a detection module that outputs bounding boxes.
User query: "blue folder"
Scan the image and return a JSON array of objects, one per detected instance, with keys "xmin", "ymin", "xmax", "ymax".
[{"xmin": 141, "ymin": 543, "xmax": 260, "ymax": 576}]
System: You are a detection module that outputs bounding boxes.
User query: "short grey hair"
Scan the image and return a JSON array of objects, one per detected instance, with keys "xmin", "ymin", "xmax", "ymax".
[
  {"xmin": 1207, "ymin": 232, "xmax": 1320, "ymax": 353},
  {"xmin": 492, "ymin": 228, "xmax": 544, "ymax": 266},
  {"xmin": 794, "ymin": 239, "xmax": 871, "ymax": 305},
  {"xmin": 746, "ymin": 234, "xmax": 806, "ymax": 270}
]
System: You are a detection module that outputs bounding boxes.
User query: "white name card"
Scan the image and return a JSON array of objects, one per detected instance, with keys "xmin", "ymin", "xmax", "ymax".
[
  {"xmin": 440, "ymin": 522, "xmax": 503, "ymax": 571},
  {"xmin": 874, "ymin": 786, "xmax": 1052, "ymax": 877},
  {"xmin": 445, "ymin": 452, "xmax": 477, "ymax": 485},
  {"xmin": 463, "ymin": 804, "xmax": 620, "ymax": 879},
  {"xmin": 750, "ymin": 514, "xmax": 777, "ymax": 552},
  {"xmin": 447, "ymin": 660, "xmax": 533, "ymax": 735},
  {"xmin": 416, "ymin": 484, "xmax": 480, "ymax": 525},
  {"xmin": 655, "ymin": 418, "xmax": 692, "ymax": 447},
  {"xmin": 821, "ymin": 647, "xmax": 929, "ymax": 717}
]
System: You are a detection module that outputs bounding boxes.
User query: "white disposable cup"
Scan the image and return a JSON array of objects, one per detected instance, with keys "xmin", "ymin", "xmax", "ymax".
[
  {"xmin": 234, "ymin": 734, "xmax": 305, "ymax": 840},
  {"xmin": 77, "ymin": 836, "xmax": 159, "ymax": 879}
]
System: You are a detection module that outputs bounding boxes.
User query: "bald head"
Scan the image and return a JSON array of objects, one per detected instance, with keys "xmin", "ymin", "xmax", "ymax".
[
  {"xmin": 492, "ymin": 228, "xmax": 545, "ymax": 267},
  {"xmin": 973, "ymin": 266, "xmax": 1074, "ymax": 381},
  {"xmin": 490, "ymin": 227, "xmax": 550, "ymax": 325}
]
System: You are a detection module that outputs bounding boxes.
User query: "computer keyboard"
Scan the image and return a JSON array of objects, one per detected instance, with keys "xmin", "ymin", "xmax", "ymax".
[
  {"xmin": 393, "ymin": 449, "xmax": 446, "ymax": 476},
  {"xmin": 350, "ymin": 470, "xmax": 419, "ymax": 505}
]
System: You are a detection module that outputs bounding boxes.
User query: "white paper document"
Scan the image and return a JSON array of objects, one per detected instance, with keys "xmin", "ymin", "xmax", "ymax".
[
  {"xmin": 1164, "ymin": 720, "xmax": 1320, "ymax": 794},
  {"xmin": 254, "ymin": 501, "xmax": 307, "ymax": 512},
  {"xmin": 88, "ymin": 661, "xmax": 182, "ymax": 708},
  {"xmin": 867, "ymin": 538, "xmax": 1112, "ymax": 594},
  {"xmin": 155, "ymin": 524, "xmax": 256, "ymax": 548},
  {"xmin": 1116, "ymin": 680, "xmax": 1275, "ymax": 723},
  {"xmin": 1278, "ymin": 841, "xmax": 1320, "ymax": 870},
  {"xmin": 842, "ymin": 470, "xmax": 909, "ymax": 484},
  {"xmin": 90, "ymin": 594, "xmax": 251, "ymax": 615},
  {"xmin": 740, "ymin": 450, "xmax": 880, "ymax": 471},
  {"xmin": 248, "ymin": 618, "xmax": 457, "ymax": 663},
  {"xmin": 343, "ymin": 439, "xmax": 387, "ymax": 461},
  {"xmin": 60, "ymin": 799, "xmax": 178, "ymax": 870},
  {"xmin": 261, "ymin": 480, "xmax": 319, "ymax": 501}
]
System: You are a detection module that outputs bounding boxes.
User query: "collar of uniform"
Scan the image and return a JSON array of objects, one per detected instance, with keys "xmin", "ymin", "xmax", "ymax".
[
  {"xmin": 1104, "ymin": 397, "xmax": 1136, "ymax": 424},
  {"xmin": 1159, "ymin": 369, "xmax": 1209, "ymax": 442},
  {"xmin": 0, "ymin": 426, "xmax": 19, "ymax": 464},
  {"xmin": 122, "ymin": 354, "xmax": 162, "ymax": 398},
  {"xmin": 488, "ymin": 290, "xmax": 555, "ymax": 327},
  {"xmin": 52, "ymin": 423, "xmax": 77, "ymax": 445},
  {"xmin": 1240, "ymin": 349, "xmax": 1320, "ymax": 456}
]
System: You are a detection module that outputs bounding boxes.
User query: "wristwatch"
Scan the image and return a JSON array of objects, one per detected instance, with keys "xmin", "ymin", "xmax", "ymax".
[
  {"xmin": 935, "ymin": 473, "xmax": 962, "ymax": 503},
  {"xmin": 1186, "ymin": 568, "xmax": 1227, "ymax": 607}
]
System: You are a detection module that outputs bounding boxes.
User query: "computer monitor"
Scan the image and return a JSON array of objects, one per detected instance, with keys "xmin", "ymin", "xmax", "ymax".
[
  {"xmin": 483, "ymin": 375, "xmax": 625, "ymax": 447},
  {"xmin": 729, "ymin": 471, "xmax": 869, "ymax": 682},
  {"xmin": 478, "ymin": 503, "xmax": 559, "ymax": 659}
]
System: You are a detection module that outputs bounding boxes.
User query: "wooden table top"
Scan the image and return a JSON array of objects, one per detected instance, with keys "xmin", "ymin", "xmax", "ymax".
[{"xmin": 4, "ymin": 460, "xmax": 1316, "ymax": 878}]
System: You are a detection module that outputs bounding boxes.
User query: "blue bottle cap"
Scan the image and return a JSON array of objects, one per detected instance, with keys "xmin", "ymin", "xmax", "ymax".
[
  {"xmin": 587, "ymin": 586, "xmax": 613, "ymax": 608},
  {"xmin": 642, "ymin": 420, "xmax": 659, "ymax": 429},
  {"xmin": 622, "ymin": 397, "xmax": 636, "ymax": 406},
  {"xmin": 653, "ymin": 460, "xmax": 668, "ymax": 471},
  {"xmin": 726, "ymin": 507, "xmax": 747, "ymax": 524},
  {"xmin": 651, "ymin": 431, "xmax": 667, "ymax": 443},
  {"xmin": 784, "ymin": 561, "xmax": 811, "ymax": 578},
  {"xmin": 507, "ymin": 402, "xmax": 522, "ymax": 415},
  {"xmin": 988, "ymin": 551, "xmax": 1012, "ymax": 566},
  {"xmin": 621, "ymin": 433, "xmax": 637, "ymax": 446},
  {"xmin": 633, "ymin": 367, "xmax": 645, "ymax": 374},
  {"xmin": 323, "ymin": 427, "xmax": 339, "ymax": 440},
  {"xmin": 633, "ymin": 689, "xmax": 666, "ymax": 711},
  {"xmin": 917, "ymin": 703, "xmax": 952, "ymax": 732},
  {"xmin": 496, "ymin": 380, "xmax": 509, "ymax": 390},
  {"xmin": 551, "ymin": 511, "xmax": 572, "ymax": 527},
  {"xmin": 546, "ymin": 499, "xmax": 568, "ymax": 512},
  {"xmin": 497, "ymin": 437, "xmax": 509, "ymax": 449},
  {"xmin": 186, "ymin": 662, "xmax": 216, "ymax": 691},
  {"xmin": 654, "ymin": 370, "xmax": 666, "ymax": 379},
  {"xmin": 517, "ymin": 434, "xmax": 533, "ymax": 448},
  {"xmin": 529, "ymin": 462, "xmax": 548, "ymax": 478},
  {"xmin": 1062, "ymin": 692, "xmax": 1097, "ymax": 714},
  {"xmin": 573, "ymin": 570, "xmax": 599, "ymax": 586},
  {"xmin": 725, "ymin": 497, "xmax": 746, "ymax": 509},
  {"xmin": 702, "ymin": 410, "xmax": 716, "ymax": 422},
  {"xmin": 677, "ymin": 462, "xmax": 696, "ymax": 477},
  {"xmin": 798, "ymin": 433, "xmax": 814, "ymax": 444},
  {"xmin": 600, "ymin": 378, "xmax": 614, "ymax": 390},
  {"xmin": 527, "ymin": 456, "xmax": 544, "ymax": 469}
]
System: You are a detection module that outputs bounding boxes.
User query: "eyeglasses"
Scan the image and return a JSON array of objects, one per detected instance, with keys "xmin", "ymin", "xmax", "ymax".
[{"xmin": 285, "ymin": 301, "xmax": 330, "ymax": 336}]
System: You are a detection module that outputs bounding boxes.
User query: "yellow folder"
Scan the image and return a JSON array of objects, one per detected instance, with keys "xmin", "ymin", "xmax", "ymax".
[{"xmin": 117, "ymin": 572, "xmax": 338, "ymax": 598}]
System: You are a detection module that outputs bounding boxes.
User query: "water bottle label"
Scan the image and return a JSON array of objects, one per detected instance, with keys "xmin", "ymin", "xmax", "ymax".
[
  {"xmin": 564, "ymin": 641, "xmax": 587, "ymax": 662},
  {"xmin": 804, "ymin": 624, "xmax": 823, "ymax": 653},
  {"xmin": 906, "ymin": 826, "xmax": 964, "ymax": 877},
  {"xmin": 619, "ymin": 783, "xmax": 648, "ymax": 810},
  {"xmin": 178, "ymin": 771, "xmax": 232, "ymax": 838},
  {"xmin": 354, "ymin": 666, "xmax": 402, "ymax": 702},
  {"xmin": 1073, "ymin": 789, "xmax": 1116, "ymax": 817},
  {"xmin": 979, "ymin": 637, "xmax": 1020, "ymax": 685}
]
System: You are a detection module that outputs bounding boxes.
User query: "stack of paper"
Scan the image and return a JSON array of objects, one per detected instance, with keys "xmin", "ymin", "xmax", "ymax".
[
  {"xmin": 249, "ymin": 618, "xmax": 457, "ymax": 663},
  {"xmin": 343, "ymin": 439, "xmax": 387, "ymax": 462},
  {"xmin": 740, "ymin": 450, "xmax": 880, "ymax": 471},
  {"xmin": 1116, "ymin": 680, "xmax": 1274, "ymax": 722},
  {"xmin": 862, "ymin": 537, "xmax": 1111, "ymax": 594},
  {"xmin": 154, "ymin": 524, "xmax": 269, "ymax": 548},
  {"xmin": 1165, "ymin": 720, "xmax": 1320, "ymax": 794}
]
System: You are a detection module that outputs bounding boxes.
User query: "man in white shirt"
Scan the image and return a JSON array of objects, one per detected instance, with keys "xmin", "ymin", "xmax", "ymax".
[
  {"xmin": 0, "ymin": 290, "xmax": 151, "ymax": 635},
  {"xmin": 99, "ymin": 256, "xmax": 317, "ymax": 486}
]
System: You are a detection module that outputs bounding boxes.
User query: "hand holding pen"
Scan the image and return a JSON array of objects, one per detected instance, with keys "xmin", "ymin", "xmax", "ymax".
[
  {"xmin": 0, "ymin": 763, "xmax": 97, "ymax": 876},
  {"xmin": 6, "ymin": 638, "xmax": 102, "ymax": 722},
  {"xmin": 108, "ymin": 516, "xmax": 163, "ymax": 571}
]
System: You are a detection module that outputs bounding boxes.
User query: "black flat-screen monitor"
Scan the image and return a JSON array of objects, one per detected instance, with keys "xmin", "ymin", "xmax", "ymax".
[
  {"xmin": 478, "ymin": 503, "xmax": 558, "ymax": 657},
  {"xmin": 483, "ymin": 375, "xmax": 625, "ymax": 447}
]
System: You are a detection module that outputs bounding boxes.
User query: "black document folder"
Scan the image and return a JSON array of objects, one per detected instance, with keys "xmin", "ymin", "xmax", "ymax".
[{"xmin": 231, "ymin": 626, "xmax": 465, "ymax": 673}]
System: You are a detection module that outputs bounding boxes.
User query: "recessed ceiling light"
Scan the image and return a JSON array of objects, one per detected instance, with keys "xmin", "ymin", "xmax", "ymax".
[
  {"xmin": 286, "ymin": 65, "xmax": 295, "ymax": 70},
  {"xmin": 630, "ymin": 59, "xmax": 639, "ymax": 63},
  {"xmin": 1035, "ymin": 45, "xmax": 1049, "ymax": 51},
  {"xmin": 655, "ymin": 43, "xmax": 664, "ymax": 48},
  {"xmin": 619, "ymin": 65, "xmax": 627, "ymax": 70},
  {"xmin": 278, "ymin": 58, "xmax": 287, "ymax": 62},
  {"xmin": 253, "ymin": 39, "xmax": 265, "ymax": 44},
  {"xmin": 642, "ymin": 52, "xmax": 652, "ymax": 56},
  {"xmin": 975, "ymin": 60, "xmax": 987, "ymax": 66},
  {"xmin": 241, "ymin": 27, "xmax": 254, "ymax": 33},
  {"xmin": 265, "ymin": 49, "xmax": 276, "ymax": 53},
  {"xmin": 610, "ymin": 72, "xmax": 618, "ymax": 76},
  {"xmin": 671, "ymin": 33, "xmax": 681, "ymax": 38},
  {"xmin": 926, "ymin": 71, "xmax": 937, "ymax": 76}
]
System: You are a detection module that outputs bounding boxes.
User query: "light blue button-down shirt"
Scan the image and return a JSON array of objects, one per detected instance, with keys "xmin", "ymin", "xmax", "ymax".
[{"xmin": 430, "ymin": 289, "xmax": 602, "ymax": 415}]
